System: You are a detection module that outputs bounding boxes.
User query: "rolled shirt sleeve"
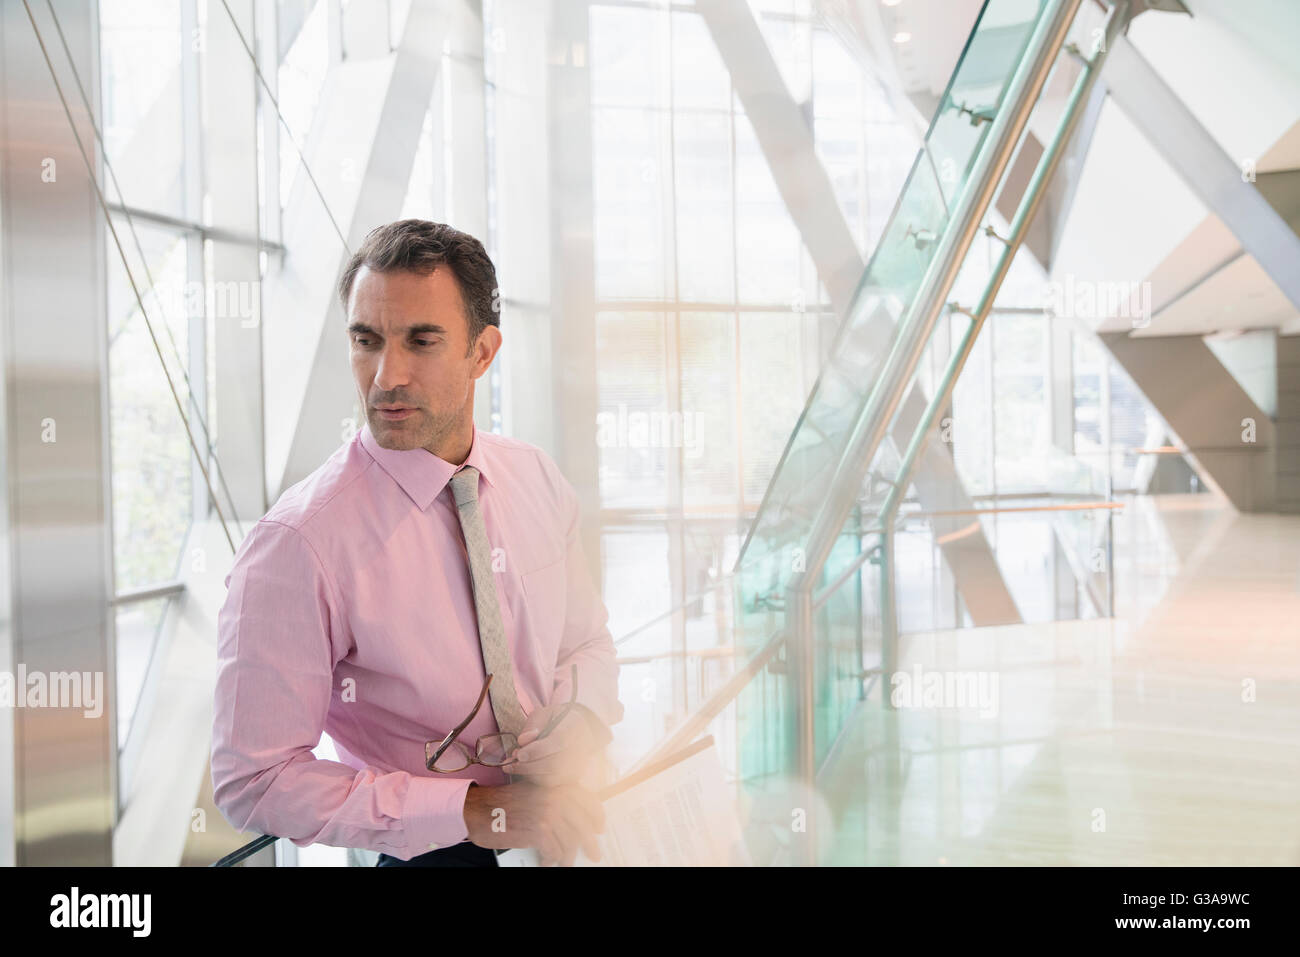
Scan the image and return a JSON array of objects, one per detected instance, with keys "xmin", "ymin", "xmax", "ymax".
[
  {"xmin": 211, "ymin": 520, "xmax": 473, "ymax": 859},
  {"xmin": 549, "ymin": 477, "xmax": 624, "ymax": 737}
]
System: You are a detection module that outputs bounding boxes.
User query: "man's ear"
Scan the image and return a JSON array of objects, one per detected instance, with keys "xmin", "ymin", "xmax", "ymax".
[{"xmin": 471, "ymin": 325, "xmax": 503, "ymax": 379}]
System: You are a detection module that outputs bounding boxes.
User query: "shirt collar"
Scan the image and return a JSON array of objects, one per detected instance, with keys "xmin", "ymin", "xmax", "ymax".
[{"xmin": 359, "ymin": 419, "xmax": 494, "ymax": 511}]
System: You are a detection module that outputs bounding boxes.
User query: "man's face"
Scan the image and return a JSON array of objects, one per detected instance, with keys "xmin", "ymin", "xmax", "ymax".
[{"xmin": 346, "ymin": 265, "xmax": 500, "ymax": 453}]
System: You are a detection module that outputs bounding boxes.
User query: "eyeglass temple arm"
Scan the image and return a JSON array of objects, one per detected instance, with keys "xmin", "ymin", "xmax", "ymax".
[
  {"xmin": 439, "ymin": 673, "xmax": 494, "ymax": 749},
  {"xmin": 538, "ymin": 664, "xmax": 579, "ymax": 738}
]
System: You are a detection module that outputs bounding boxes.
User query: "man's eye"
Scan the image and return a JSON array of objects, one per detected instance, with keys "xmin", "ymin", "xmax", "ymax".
[
  {"xmin": 415, "ymin": 339, "xmax": 437, "ymax": 347},
  {"xmin": 353, "ymin": 336, "xmax": 374, "ymax": 347}
]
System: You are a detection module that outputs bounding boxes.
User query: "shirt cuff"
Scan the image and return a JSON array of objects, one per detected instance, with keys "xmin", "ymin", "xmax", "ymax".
[{"xmin": 401, "ymin": 775, "xmax": 475, "ymax": 858}]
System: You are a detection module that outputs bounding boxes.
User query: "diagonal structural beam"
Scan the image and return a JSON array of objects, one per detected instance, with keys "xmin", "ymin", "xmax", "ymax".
[
  {"xmin": 265, "ymin": 0, "xmax": 452, "ymax": 501},
  {"xmin": 1034, "ymin": 31, "xmax": 1295, "ymax": 513},
  {"xmin": 698, "ymin": 0, "xmax": 864, "ymax": 310},
  {"xmin": 1105, "ymin": 35, "xmax": 1300, "ymax": 315},
  {"xmin": 1101, "ymin": 332, "xmax": 1275, "ymax": 512},
  {"xmin": 699, "ymin": 0, "xmax": 1021, "ymax": 625}
]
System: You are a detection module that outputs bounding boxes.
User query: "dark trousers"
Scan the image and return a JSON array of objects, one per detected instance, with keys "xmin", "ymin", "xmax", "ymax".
[{"xmin": 376, "ymin": 842, "xmax": 498, "ymax": 867}]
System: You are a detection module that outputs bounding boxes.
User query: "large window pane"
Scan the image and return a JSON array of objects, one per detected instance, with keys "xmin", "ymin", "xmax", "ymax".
[
  {"xmin": 674, "ymin": 112, "xmax": 734, "ymax": 302},
  {"xmin": 681, "ymin": 313, "xmax": 737, "ymax": 507},
  {"xmin": 590, "ymin": 5, "xmax": 670, "ymax": 110},
  {"xmin": 279, "ymin": 0, "xmax": 330, "ymax": 208},
  {"xmin": 734, "ymin": 113, "xmax": 803, "ymax": 305},
  {"xmin": 594, "ymin": 108, "xmax": 673, "ymax": 300},
  {"xmin": 672, "ymin": 12, "xmax": 730, "ymax": 111},
  {"xmin": 107, "ymin": 221, "xmax": 194, "ymax": 591},
  {"xmin": 596, "ymin": 312, "xmax": 669, "ymax": 508},
  {"xmin": 100, "ymin": 0, "xmax": 185, "ymax": 218},
  {"xmin": 993, "ymin": 313, "xmax": 1050, "ymax": 493},
  {"xmin": 739, "ymin": 311, "xmax": 807, "ymax": 504},
  {"xmin": 115, "ymin": 596, "xmax": 172, "ymax": 749}
]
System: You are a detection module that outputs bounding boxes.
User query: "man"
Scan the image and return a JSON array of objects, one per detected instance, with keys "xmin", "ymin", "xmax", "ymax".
[{"xmin": 211, "ymin": 220, "xmax": 623, "ymax": 867}]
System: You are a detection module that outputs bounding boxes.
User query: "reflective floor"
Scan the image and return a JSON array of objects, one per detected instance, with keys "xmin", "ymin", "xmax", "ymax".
[{"xmin": 822, "ymin": 495, "xmax": 1300, "ymax": 866}]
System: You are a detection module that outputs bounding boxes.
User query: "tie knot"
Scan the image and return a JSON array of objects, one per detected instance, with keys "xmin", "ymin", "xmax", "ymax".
[{"xmin": 449, "ymin": 466, "xmax": 480, "ymax": 506}]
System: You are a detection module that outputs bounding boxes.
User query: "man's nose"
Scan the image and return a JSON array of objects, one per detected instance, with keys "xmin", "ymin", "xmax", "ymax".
[{"xmin": 373, "ymin": 343, "xmax": 411, "ymax": 392}]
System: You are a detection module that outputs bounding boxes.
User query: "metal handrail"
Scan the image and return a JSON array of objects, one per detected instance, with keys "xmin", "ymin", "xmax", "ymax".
[
  {"xmin": 808, "ymin": 499, "xmax": 1126, "ymax": 614},
  {"xmin": 876, "ymin": 4, "xmax": 1130, "ymax": 534},
  {"xmin": 856, "ymin": 0, "xmax": 1132, "ymax": 685},
  {"xmin": 111, "ymin": 580, "xmax": 186, "ymax": 606},
  {"xmin": 1073, "ymin": 445, "xmax": 1184, "ymax": 456},
  {"xmin": 905, "ymin": 501, "xmax": 1123, "ymax": 519},
  {"xmin": 785, "ymin": 0, "xmax": 1085, "ymax": 599},
  {"xmin": 211, "ymin": 833, "xmax": 278, "ymax": 868},
  {"xmin": 777, "ymin": 0, "xmax": 1088, "ymax": 862}
]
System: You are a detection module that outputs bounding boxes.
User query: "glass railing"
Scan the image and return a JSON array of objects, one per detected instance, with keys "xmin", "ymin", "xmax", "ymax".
[
  {"xmin": 734, "ymin": 0, "xmax": 1046, "ymax": 583},
  {"xmin": 617, "ymin": 0, "xmax": 1107, "ymax": 866},
  {"xmin": 889, "ymin": 294, "xmax": 1117, "ymax": 622},
  {"xmin": 893, "ymin": 499, "xmax": 1118, "ymax": 628},
  {"xmin": 728, "ymin": 0, "xmax": 1105, "ymax": 864},
  {"xmin": 811, "ymin": 514, "xmax": 884, "ymax": 767}
]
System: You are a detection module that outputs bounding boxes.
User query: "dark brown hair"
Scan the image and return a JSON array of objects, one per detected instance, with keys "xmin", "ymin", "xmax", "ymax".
[{"xmin": 338, "ymin": 220, "xmax": 499, "ymax": 348}]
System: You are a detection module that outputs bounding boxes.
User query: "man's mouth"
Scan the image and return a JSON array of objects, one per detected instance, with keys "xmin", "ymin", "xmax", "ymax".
[{"xmin": 374, "ymin": 406, "xmax": 418, "ymax": 422}]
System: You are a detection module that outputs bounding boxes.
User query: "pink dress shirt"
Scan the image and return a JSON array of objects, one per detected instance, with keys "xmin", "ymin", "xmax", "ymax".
[{"xmin": 211, "ymin": 421, "xmax": 623, "ymax": 860}]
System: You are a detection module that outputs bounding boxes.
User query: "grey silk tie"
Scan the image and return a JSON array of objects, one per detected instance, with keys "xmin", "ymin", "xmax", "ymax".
[{"xmin": 448, "ymin": 466, "xmax": 528, "ymax": 736}]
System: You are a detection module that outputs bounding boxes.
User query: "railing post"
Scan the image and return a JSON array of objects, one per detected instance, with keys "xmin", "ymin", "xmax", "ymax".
[
  {"xmin": 1106, "ymin": 488, "xmax": 1116, "ymax": 618},
  {"xmin": 786, "ymin": 580, "xmax": 817, "ymax": 865},
  {"xmin": 881, "ymin": 522, "xmax": 898, "ymax": 710},
  {"xmin": 855, "ymin": 517, "xmax": 865, "ymax": 701}
]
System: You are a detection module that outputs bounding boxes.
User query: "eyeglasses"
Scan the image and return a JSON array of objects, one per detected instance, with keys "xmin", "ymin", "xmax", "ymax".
[{"xmin": 425, "ymin": 665, "xmax": 578, "ymax": 773}]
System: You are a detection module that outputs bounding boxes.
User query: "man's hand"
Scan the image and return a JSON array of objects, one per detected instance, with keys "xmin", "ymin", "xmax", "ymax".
[
  {"xmin": 462, "ymin": 781, "xmax": 605, "ymax": 866},
  {"xmin": 508, "ymin": 704, "xmax": 609, "ymax": 785}
]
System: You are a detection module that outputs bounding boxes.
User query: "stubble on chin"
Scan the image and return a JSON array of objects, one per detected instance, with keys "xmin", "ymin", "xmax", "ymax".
[
  {"xmin": 368, "ymin": 410, "xmax": 424, "ymax": 451},
  {"xmin": 366, "ymin": 407, "xmax": 453, "ymax": 453}
]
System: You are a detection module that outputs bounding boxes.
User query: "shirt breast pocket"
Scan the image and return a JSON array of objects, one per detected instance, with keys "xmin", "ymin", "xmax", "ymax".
[{"xmin": 520, "ymin": 556, "xmax": 567, "ymax": 651}]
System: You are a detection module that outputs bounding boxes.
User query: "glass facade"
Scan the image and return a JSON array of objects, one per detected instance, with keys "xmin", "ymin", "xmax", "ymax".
[
  {"xmin": 97, "ymin": 0, "xmax": 1155, "ymax": 844},
  {"xmin": 8, "ymin": 0, "xmax": 1276, "ymax": 871}
]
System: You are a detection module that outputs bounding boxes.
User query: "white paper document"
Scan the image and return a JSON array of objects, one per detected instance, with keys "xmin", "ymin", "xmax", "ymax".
[{"xmin": 497, "ymin": 737, "xmax": 750, "ymax": 867}]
